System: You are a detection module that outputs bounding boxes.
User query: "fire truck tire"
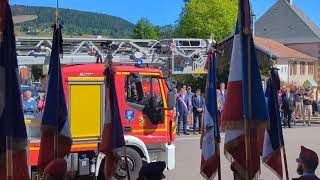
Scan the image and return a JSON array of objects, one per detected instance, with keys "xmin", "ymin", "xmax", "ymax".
[{"xmin": 114, "ymin": 147, "xmax": 142, "ymax": 180}]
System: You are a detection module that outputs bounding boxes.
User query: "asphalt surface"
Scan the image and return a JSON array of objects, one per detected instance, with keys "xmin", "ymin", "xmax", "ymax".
[{"xmin": 166, "ymin": 123, "xmax": 320, "ymax": 180}]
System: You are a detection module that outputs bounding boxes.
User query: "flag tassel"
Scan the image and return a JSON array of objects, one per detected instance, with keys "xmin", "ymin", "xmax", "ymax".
[{"xmin": 215, "ymin": 141, "xmax": 221, "ymax": 180}]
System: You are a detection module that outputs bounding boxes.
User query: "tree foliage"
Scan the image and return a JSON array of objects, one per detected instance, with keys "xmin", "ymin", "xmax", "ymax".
[
  {"xmin": 133, "ymin": 18, "xmax": 160, "ymax": 39},
  {"xmin": 31, "ymin": 65, "xmax": 43, "ymax": 81},
  {"xmin": 159, "ymin": 25, "xmax": 176, "ymax": 39},
  {"xmin": 11, "ymin": 5, "xmax": 134, "ymax": 38},
  {"xmin": 176, "ymin": 0, "xmax": 238, "ymax": 41}
]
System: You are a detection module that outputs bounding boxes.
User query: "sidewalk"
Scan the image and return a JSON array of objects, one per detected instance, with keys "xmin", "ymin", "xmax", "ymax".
[{"xmin": 295, "ymin": 116, "xmax": 320, "ymax": 124}]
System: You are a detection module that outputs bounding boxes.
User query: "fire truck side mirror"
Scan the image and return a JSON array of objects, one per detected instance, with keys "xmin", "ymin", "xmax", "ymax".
[{"xmin": 166, "ymin": 79, "xmax": 175, "ymax": 110}]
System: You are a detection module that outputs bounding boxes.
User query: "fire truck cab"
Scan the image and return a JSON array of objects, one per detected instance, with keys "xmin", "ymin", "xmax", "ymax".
[{"xmin": 26, "ymin": 63, "xmax": 176, "ymax": 179}]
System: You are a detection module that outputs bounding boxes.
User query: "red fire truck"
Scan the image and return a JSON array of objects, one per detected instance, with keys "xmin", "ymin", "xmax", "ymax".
[{"xmin": 26, "ymin": 62, "xmax": 176, "ymax": 179}]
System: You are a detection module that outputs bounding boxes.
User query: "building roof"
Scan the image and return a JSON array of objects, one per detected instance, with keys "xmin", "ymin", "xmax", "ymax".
[
  {"xmin": 255, "ymin": 0, "xmax": 320, "ymax": 43},
  {"xmin": 254, "ymin": 37, "xmax": 317, "ymax": 61}
]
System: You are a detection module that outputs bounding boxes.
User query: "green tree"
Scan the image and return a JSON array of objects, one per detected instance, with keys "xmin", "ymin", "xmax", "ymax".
[
  {"xmin": 31, "ymin": 65, "xmax": 43, "ymax": 82},
  {"xmin": 176, "ymin": 0, "xmax": 238, "ymax": 41},
  {"xmin": 159, "ymin": 25, "xmax": 176, "ymax": 39},
  {"xmin": 133, "ymin": 18, "xmax": 160, "ymax": 39}
]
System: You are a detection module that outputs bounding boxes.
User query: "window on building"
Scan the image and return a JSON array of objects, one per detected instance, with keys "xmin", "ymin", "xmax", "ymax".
[
  {"xmin": 300, "ymin": 62, "xmax": 305, "ymax": 75},
  {"xmin": 308, "ymin": 63, "xmax": 314, "ymax": 74}
]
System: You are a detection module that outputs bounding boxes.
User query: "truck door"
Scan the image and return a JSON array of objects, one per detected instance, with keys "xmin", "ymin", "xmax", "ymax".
[{"xmin": 120, "ymin": 73, "xmax": 167, "ymax": 135}]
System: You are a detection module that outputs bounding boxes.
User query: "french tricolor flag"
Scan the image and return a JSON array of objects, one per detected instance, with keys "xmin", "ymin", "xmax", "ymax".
[
  {"xmin": 221, "ymin": 0, "xmax": 269, "ymax": 178},
  {"xmin": 263, "ymin": 68, "xmax": 284, "ymax": 179},
  {"xmin": 37, "ymin": 24, "xmax": 72, "ymax": 170},
  {"xmin": 0, "ymin": 1, "xmax": 29, "ymax": 179},
  {"xmin": 99, "ymin": 66, "xmax": 125, "ymax": 179},
  {"xmin": 200, "ymin": 47, "xmax": 220, "ymax": 179}
]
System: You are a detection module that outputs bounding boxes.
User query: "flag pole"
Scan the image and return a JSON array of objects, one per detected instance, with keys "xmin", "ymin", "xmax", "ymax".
[
  {"xmin": 282, "ymin": 143, "xmax": 289, "ymax": 180},
  {"xmin": 6, "ymin": 136, "xmax": 13, "ymax": 180},
  {"xmin": 212, "ymin": 43, "xmax": 222, "ymax": 180},
  {"xmin": 123, "ymin": 148, "xmax": 131, "ymax": 180}
]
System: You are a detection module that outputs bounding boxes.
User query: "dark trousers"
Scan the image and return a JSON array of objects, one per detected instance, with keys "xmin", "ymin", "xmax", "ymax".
[
  {"xmin": 193, "ymin": 112, "xmax": 202, "ymax": 132},
  {"xmin": 178, "ymin": 112, "xmax": 188, "ymax": 133},
  {"xmin": 284, "ymin": 110, "xmax": 292, "ymax": 127}
]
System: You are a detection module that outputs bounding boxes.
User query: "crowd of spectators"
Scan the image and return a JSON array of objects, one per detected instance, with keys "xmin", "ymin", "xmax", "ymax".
[
  {"xmin": 22, "ymin": 90, "xmax": 46, "ymax": 113},
  {"xmin": 174, "ymin": 82, "xmax": 227, "ymax": 135},
  {"xmin": 279, "ymin": 85, "xmax": 317, "ymax": 127}
]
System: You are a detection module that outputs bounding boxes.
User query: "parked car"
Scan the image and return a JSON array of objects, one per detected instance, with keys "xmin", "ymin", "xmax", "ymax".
[{"xmin": 21, "ymin": 85, "xmax": 40, "ymax": 102}]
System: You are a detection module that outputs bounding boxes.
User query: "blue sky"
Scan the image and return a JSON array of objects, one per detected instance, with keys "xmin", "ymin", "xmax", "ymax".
[{"xmin": 9, "ymin": 0, "xmax": 320, "ymax": 26}]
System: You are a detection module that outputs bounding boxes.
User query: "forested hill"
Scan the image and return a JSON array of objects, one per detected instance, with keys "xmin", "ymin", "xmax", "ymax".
[{"xmin": 11, "ymin": 5, "xmax": 134, "ymax": 38}]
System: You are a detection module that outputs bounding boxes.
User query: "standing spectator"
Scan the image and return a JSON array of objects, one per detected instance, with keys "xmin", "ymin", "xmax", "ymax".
[
  {"xmin": 281, "ymin": 87, "xmax": 295, "ymax": 128},
  {"xmin": 173, "ymin": 88, "xmax": 179, "ymax": 120},
  {"xmin": 303, "ymin": 86, "xmax": 313, "ymax": 126},
  {"xmin": 187, "ymin": 86, "xmax": 194, "ymax": 131},
  {"xmin": 38, "ymin": 94, "xmax": 46, "ymax": 112},
  {"xmin": 176, "ymin": 88, "xmax": 189, "ymax": 135},
  {"xmin": 217, "ymin": 89, "xmax": 224, "ymax": 126},
  {"xmin": 220, "ymin": 82, "xmax": 227, "ymax": 98},
  {"xmin": 22, "ymin": 90, "xmax": 38, "ymax": 113},
  {"xmin": 192, "ymin": 89, "xmax": 204, "ymax": 134},
  {"xmin": 294, "ymin": 87, "xmax": 303, "ymax": 122}
]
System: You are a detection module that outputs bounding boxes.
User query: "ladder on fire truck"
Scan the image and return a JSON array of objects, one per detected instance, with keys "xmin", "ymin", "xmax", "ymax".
[{"xmin": 16, "ymin": 37, "xmax": 212, "ymax": 74}]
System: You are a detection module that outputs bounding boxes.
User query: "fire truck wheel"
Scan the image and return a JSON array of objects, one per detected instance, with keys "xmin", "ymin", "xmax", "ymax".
[{"xmin": 113, "ymin": 147, "xmax": 143, "ymax": 180}]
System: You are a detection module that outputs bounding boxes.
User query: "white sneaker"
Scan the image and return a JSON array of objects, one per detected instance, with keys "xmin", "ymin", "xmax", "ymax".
[{"xmin": 303, "ymin": 122, "xmax": 306, "ymax": 126}]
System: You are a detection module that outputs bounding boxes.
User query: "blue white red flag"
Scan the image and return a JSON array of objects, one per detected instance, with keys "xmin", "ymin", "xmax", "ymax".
[
  {"xmin": 100, "ymin": 66, "xmax": 126, "ymax": 179},
  {"xmin": 37, "ymin": 24, "xmax": 72, "ymax": 170},
  {"xmin": 263, "ymin": 68, "xmax": 284, "ymax": 179},
  {"xmin": 221, "ymin": 0, "xmax": 269, "ymax": 178},
  {"xmin": 0, "ymin": 0, "xmax": 29, "ymax": 179},
  {"xmin": 200, "ymin": 47, "xmax": 220, "ymax": 179}
]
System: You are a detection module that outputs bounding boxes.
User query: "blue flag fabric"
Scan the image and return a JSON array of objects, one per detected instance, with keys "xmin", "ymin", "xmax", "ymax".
[
  {"xmin": 0, "ymin": 1, "xmax": 29, "ymax": 179},
  {"xmin": 100, "ymin": 67, "xmax": 126, "ymax": 178},
  {"xmin": 108, "ymin": 68, "xmax": 126, "ymax": 150},
  {"xmin": 239, "ymin": 0, "xmax": 269, "ymax": 125},
  {"xmin": 265, "ymin": 69, "xmax": 284, "ymax": 148},
  {"xmin": 200, "ymin": 48, "xmax": 220, "ymax": 179},
  {"xmin": 38, "ymin": 24, "xmax": 72, "ymax": 170},
  {"xmin": 0, "ymin": 0, "xmax": 26, "ymax": 142},
  {"xmin": 263, "ymin": 68, "xmax": 284, "ymax": 178},
  {"xmin": 206, "ymin": 50, "xmax": 220, "ymax": 140},
  {"xmin": 42, "ymin": 24, "xmax": 67, "ymax": 131}
]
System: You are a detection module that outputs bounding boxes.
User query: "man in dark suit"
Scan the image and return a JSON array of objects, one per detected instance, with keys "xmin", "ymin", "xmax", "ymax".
[
  {"xmin": 293, "ymin": 146, "xmax": 319, "ymax": 180},
  {"xmin": 192, "ymin": 89, "xmax": 205, "ymax": 134},
  {"xmin": 281, "ymin": 87, "xmax": 295, "ymax": 128},
  {"xmin": 176, "ymin": 88, "xmax": 189, "ymax": 135}
]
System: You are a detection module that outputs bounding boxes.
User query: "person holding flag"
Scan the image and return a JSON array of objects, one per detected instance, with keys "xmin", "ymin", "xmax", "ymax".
[
  {"xmin": 200, "ymin": 45, "xmax": 221, "ymax": 180},
  {"xmin": 37, "ymin": 23, "xmax": 72, "ymax": 177},
  {"xmin": 0, "ymin": 0, "xmax": 30, "ymax": 179},
  {"xmin": 221, "ymin": 0, "xmax": 269, "ymax": 179}
]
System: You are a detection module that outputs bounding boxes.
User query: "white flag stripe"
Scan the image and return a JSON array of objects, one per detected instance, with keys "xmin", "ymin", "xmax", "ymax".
[
  {"xmin": 202, "ymin": 128, "xmax": 216, "ymax": 160},
  {"xmin": 228, "ymin": 34, "xmax": 242, "ymax": 82},
  {"xmin": 224, "ymin": 129, "xmax": 244, "ymax": 144}
]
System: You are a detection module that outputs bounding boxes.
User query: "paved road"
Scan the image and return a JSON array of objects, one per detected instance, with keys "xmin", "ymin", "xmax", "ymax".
[{"xmin": 166, "ymin": 124, "xmax": 320, "ymax": 180}]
